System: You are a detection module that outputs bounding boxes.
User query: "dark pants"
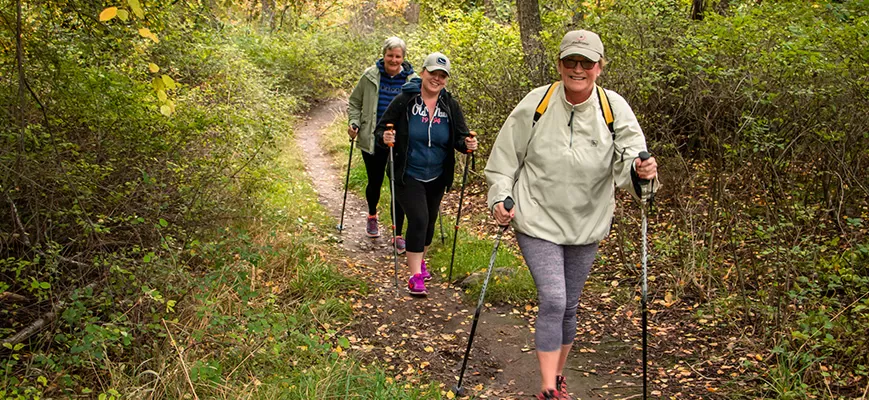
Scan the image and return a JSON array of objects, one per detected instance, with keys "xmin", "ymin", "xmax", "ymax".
[
  {"xmin": 361, "ymin": 146, "xmax": 405, "ymax": 236},
  {"xmin": 395, "ymin": 178, "xmax": 446, "ymax": 253}
]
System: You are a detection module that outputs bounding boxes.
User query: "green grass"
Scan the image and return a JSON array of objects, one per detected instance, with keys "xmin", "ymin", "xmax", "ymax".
[
  {"xmin": 324, "ymin": 120, "xmax": 397, "ymax": 223},
  {"xmin": 94, "ymin": 127, "xmax": 453, "ymax": 399},
  {"xmin": 324, "ymin": 119, "xmax": 536, "ymax": 304},
  {"xmin": 427, "ymin": 215, "xmax": 536, "ymax": 304}
]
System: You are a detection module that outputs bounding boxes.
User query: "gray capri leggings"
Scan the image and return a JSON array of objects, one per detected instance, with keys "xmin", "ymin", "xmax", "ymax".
[{"xmin": 516, "ymin": 232, "xmax": 598, "ymax": 352}]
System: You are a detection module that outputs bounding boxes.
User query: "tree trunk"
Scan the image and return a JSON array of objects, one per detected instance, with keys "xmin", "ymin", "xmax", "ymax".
[
  {"xmin": 405, "ymin": 0, "xmax": 420, "ymax": 24},
  {"xmin": 690, "ymin": 0, "xmax": 704, "ymax": 20},
  {"xmin": 261, "ymin": 0, "xmax": 275, "ymax": 29},
  {"xmin": 16, "ymin": 0, "xmax": 24, "ymax": 166},
  {"xmin": 516, "ymin": 0, "xmax": 547, "ymax": 86},
  {"xmin": 715, "ymin": 0, "xmax": 731, "ymax": 16}
]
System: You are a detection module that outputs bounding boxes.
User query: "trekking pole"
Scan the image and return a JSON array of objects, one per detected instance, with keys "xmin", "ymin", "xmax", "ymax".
[
  {"xmin": 387, "ymin": 123, "xmax": 399, "ymax": 288},
  {"xmin": 447, "ymin": 131, "xmax": 476, "ymax": 282},
  {"xmin": 452, "ymin": 198, "xmax": 513, "ymax": 397},
  {"xmin": 638, "ymin": 151, "xmax": 655, "ymax": 400},
  {"xmin": 337, "ymin": 126, "xmax": 357, "ymax": 232},
  {"xmin": 438, "ymin": 206, "xmax": 445, "ymax": 244}
]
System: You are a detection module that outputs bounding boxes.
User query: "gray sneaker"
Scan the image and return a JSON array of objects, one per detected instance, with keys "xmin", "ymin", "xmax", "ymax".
[
  {"xmin": 393, "ymin": 236, "xmax": 406, "ymax": 254},
  {"xmin": 366, "ymin": 215, "xmax": 380, "ymax": 238}
]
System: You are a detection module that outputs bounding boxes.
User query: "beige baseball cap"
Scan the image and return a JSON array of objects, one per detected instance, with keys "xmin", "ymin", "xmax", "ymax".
[
  {"xmin": 422, "ymin": 52, "xmax": 451, "ymax": 76},
  {"xmin": 559, "ymin": 30, "xmax": 604, "ymax": 61}
]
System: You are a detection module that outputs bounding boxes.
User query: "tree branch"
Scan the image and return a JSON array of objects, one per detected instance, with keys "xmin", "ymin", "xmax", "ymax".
[
  {"xmin": 0, "ymin": 292, "xmax": 27, "ymax": 303},
  {"xmin": 2, "ymin": 313, "xmax": 55, "ymax": 346},
  {"xmin": 1, "ymin": 283, "xmax": 97, "ymax": 346}
]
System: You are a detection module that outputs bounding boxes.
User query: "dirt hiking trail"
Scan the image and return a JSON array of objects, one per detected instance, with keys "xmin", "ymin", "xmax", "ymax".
[{"xmin": 293, "ymin": 99, "xmax": 643, "ymax": 399}]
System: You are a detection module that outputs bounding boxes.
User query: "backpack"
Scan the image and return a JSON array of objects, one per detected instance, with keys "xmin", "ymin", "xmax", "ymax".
[
  {"xmin": 532, "ymin": 82, "xmax": 615, "ymax": 140},
  {"xmin": 529, "ymin": 81, "xmax": 651, "ymax": 201}
]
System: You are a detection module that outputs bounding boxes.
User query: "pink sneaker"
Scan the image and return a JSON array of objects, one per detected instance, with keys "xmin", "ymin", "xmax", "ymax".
[
  {"xmin": 407, "ymin": 274, "xmax": 427, "ymax": 297},
  {"xmin": 420, "ymin": 259, "xmax": 432, "ymax": 281}
]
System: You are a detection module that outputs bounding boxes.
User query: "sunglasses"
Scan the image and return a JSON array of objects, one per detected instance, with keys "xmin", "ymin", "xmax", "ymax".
[{"xmin": 561, "ymin": 57, "xmax": 596, "ymax": 70}]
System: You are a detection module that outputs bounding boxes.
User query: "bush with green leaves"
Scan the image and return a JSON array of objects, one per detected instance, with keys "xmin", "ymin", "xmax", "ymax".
[
  {"xmin": 407, "ymin": 10, "xmax": 531, "ymax": 154},
  {"xmin": 0, "ymin": 0, "xmax": 377, "ymax": 395},
  {"xmin": 408, "ymin": 0, "xmax": 868, "ymax": 397}
]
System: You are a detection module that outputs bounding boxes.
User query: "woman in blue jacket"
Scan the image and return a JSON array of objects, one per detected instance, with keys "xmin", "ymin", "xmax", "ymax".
[{"xmin": 376, "ymin": 52, "xmax": 478, "ymax": 296}]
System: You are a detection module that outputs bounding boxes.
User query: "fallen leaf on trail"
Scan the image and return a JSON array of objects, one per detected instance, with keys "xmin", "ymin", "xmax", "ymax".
[
  {"xmin": 99, "ymin": 7, "xmax": 117, "ymax": 21},
  {"xmin": 424, "ymin": 346, "xmax": 434, "ymax": 353}
]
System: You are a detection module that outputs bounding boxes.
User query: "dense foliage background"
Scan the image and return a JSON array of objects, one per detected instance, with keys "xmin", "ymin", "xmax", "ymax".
[{"xmin": 2, "ymin": 0, "xmax": 867, "ymax": 398}]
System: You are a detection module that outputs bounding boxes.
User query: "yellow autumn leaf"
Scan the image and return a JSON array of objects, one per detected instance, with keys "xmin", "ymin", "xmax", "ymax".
[
  {"xmin": 157, "ymin": 90, "xmax": 167, "ymax": 102},
  {"xmin": 161, "ymin": 74, "xmax": 176, "ymax": 89},
  {"xmin": 128, "ymin": 0, "xmax": 144, "ymax": 18},
  {"xmin": 424, "ymin": 346, "xmax": 434, "ymax": 353},
  {"xmin": 151, "ymin": 77, "xmax": 165, "ymax": 90},
  {"xmin": 160, "ymin": 105, "xmax": 172, "ymax": 116},
  {"xmin": 117, "ymin": 9, "xmax": 129, "ymax": 21},
  {"xmin": 148, "ymin": 63, "xmax": 159, "ymax": 73},
  {"xmin": 446, "ymin": 390, "xmax": 455, "ymax": 399},
  {"xmin": 664, "ymin": 291, "xmax": 677, "ymax": 307},
  {"xmin": 99, "ymin": 7, "xmax": 118, "ymax": 21},
  {"xmin": 138, "ymin": 28, "xmax": 152, "ymax": 38}
]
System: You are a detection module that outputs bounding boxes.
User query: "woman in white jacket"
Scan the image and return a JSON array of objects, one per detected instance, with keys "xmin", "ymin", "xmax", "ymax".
[{"xmin": 485, "ymin": 29, "xmax": 658, "ymax": 400}]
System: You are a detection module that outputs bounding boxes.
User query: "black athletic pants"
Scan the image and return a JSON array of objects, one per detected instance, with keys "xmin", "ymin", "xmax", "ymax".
[
  {"xmin": 395, "ymin": 178, "xmax": 446, "ymax": 253},
  {"xmin": 361, "ymin": 146, "xmax": 405, "ymax": 236}
]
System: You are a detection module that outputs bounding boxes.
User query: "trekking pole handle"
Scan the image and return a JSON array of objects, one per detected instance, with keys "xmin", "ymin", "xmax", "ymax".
[
  {"xmin": 498, "ymin": 197, "xmax": 514, "ymax": 229},
  {"xmin": 386, "ymin": 123, "xmax": 394, "ymax": 148},
  {"xmin": 466, "ymin": 131, "xmax": 476, "ymax": 154},
  {"xmin": 638, "ymin": 151, "xmax": 652, "ymax": 185},
  {"xmin": 503, "ymin": 197, "xmax": 514, "ymax": 211}
]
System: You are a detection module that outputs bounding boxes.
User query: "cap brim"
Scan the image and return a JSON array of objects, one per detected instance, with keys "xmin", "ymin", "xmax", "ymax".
[
  {"xmin": 560, "ymin": 47, "xmax": 601, "ymax": 62},
  {"xmin": 425, "ymin": 66, "xmax": 450, "ymax": 76}
]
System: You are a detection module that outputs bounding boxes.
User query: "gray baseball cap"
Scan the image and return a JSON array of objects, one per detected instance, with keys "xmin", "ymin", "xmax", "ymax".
[
  {"xmin": 559, "ymin": 30, "xmax": 604, "ymax": 61},
  {"xmin": 422, "ymin": 52, "xmax": 451, "ymax": 76}
]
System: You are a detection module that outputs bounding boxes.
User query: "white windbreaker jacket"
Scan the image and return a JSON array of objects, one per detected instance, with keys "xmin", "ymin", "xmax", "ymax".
[{"xmin": 485, "ymin": 83, "xmax": 648, "ymax": 245}]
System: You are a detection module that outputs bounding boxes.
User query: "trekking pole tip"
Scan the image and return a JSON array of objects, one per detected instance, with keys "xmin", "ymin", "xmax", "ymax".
[{"xmin": 451, "ymin": 385, "xmax": 465, "ymax": 396}]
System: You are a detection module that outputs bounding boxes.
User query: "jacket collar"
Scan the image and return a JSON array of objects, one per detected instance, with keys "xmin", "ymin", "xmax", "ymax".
[{"xmin": 559, "ymin": 83, "xmax": 597, "ymax": 111}]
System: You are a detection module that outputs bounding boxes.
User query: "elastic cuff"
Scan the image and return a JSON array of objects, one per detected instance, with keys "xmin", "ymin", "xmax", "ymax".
[{"xmin": 631, "ymin": 164, "xmax": 642, "ymax": 198}]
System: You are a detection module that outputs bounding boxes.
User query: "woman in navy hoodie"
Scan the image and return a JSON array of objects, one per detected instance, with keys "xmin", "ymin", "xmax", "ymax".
[
  {"xmin": 376, "ymin": 52, "xmax": 478, "ymax": 297},
  {"xmin": 347, "ymin": 37, "xmax": 415, "ymax": 250}
]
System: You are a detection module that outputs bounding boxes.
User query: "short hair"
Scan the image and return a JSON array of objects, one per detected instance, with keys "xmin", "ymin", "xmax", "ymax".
[
  {"xmin": 382, "ymin": 36, "xmax": 407, "ymax": 57},
  {"xmin": 599, "ymin": 56, "xmax": 608, "ymax": 68}
]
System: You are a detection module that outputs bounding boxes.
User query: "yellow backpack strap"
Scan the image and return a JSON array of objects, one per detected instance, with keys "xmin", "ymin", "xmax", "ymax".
[
  {"xmin": 533, "ymin": 81, "xmax": 561, "ymax": 127},
  {"xmin": 596, "ymin": 85, "xmax": 615, "ymax": 138}
]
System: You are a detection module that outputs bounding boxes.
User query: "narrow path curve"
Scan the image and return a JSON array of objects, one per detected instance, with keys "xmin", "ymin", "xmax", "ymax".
[{"xmin": 293, "ymin": 99, "xmax": 640, "ymax": 399}]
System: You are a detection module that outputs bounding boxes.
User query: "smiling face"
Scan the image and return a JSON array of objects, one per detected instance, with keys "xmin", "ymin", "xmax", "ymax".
[
  {"xmin": 558, "ymin": 55, "xmax": 601, "ymax": 104},
  {"xmin": 383, "ymin": 47, "xmax": 405, "ymax": 77},
  {"xmin": 420, "ymin": 69, "xmax": 448, "ymax": 96}
]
